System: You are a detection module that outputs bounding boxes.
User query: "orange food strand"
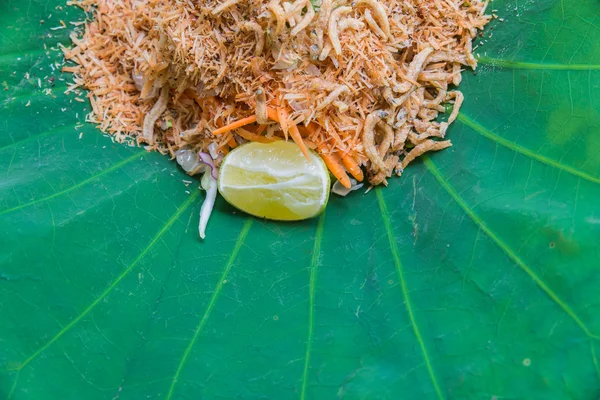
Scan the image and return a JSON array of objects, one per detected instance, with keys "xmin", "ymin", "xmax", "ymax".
[
  {"xmin": 267, "ymin": 107, "xmax": 310, "ymax": 161},
  {"xmin": 276, "ymin": 108, "xmax": 289, "ymax": 140},
  {"xmin": 237, "ymin": 128, "xmax": 276, "ymax": 143},
  {"xmin": 212, "ymin": 115, "xmax": 257, "ymax": 135},
  {"xmin": 288, "ymin": 125, "xmax": 310, "ymax": 161},
  {"xmin": 340, "ymin": 152, "xmax": 364, "ymax": 181},
  {"xmin": 304, "ymin": 122, "xmax": 320, "ymax": 136},
  {"xmin": 319, "ymin": 148, "xmax": 351, "ymax": 188},
  {"xmin": 228, "ymin": 136, "xmax": 238, "ymax": 148},
  {"xmin": 266, "ymin": 107, "xmax": 279, "ymax": 122},
  {"xmin": 308, "ymin": 121, "xmax": 352, "ymax": 186},
  {"xmin": 297, "ymin": 125, "xmax": 311, "ymax": 138},
  {"xmin": 256, "ymin": 125, "xmax": 267, "ymax": 135}
]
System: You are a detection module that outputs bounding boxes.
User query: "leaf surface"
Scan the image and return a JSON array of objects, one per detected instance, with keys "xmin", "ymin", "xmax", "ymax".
[{"xmin": 1, "ymin": 0, "xmax": 600, "ymax": 398}]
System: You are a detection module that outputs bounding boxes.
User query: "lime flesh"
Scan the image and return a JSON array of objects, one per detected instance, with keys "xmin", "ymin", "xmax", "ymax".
[{"xmin": 218, "ymin": 141, "xmax": 330, "ymax": 221}]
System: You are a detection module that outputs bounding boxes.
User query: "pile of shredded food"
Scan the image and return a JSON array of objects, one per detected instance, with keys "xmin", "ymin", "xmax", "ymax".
[{"xmin": 63, "ymin": 0, "xmax": 490, "ymax": 234}]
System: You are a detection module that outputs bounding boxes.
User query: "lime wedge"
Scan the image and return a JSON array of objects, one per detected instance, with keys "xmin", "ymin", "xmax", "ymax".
[{"xmin": 218, "ymin": 141, "xmax": 330, "ymax": 221}]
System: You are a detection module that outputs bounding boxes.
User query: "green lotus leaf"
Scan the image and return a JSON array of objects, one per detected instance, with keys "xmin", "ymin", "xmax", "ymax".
[{"xmin": 1, "ymin": 0, "xmax": 599, "ymax": 398}]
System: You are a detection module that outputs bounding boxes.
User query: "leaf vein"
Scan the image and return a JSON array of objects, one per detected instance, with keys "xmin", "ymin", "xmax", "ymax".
[
  {"xmin": 477, "ymin": 55, "xmax": 600, "ymax": 70},
  {"xmin": 165, "ymin": 218, "xmax": 253, "ymax": 400},
  {"xmin": 376, "ymin": 189, "xmax": 444, "ymax": 400},
  {"xmin": 424, "ymin": 158, "xmax": 599, "ymax": 341},
  {"xmin": 0, "ymin": 122, "xmax": 79, "ymax": 152},
  {"xmin": 0, "ymin": 151, "xmax": 145, "ymax": 216},
  {"xmin": 300, "ymin": 212, "xmax": 326, "ymax": 400},
  {"xmin": 15, "ymin": 192, "xmax": 199, "ymax": 370},
  {"xmin": 591, "ymin": 341, "xmax": 600, "ymax": 380},
  {"xmin": 7, "ymin": 371, "xmax": 20, "ymax": 400},
  {"xmin": 457, "ymin": 113, "xmax": 600, "ymax": 185}
]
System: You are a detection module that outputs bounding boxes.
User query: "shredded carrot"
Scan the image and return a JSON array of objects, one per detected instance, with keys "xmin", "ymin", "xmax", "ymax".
[
  {"xmin": 228, "ymin": 136, "xmax": 238, "ymax": 148},
  {"xmin": 266, "ymin": 108, "xmax": 280, "ymax": 123},
  {"xmin": 340, "ymin": 152, "xmax": 364, "ymax": 182},
  {"xmin": 275, "ymin": 108, "xmax": 289, "ymax": 140},
  {"xmin": 297, "ymin": 125, "xmax": 311, "ymax": 138},
  {"xmin": 306, "ymin": 121, "xmax": 361, "ymax": 181},
  {"xmin": 267, "ymin": 107, "xmax": 310, "ymax": 161},
  {"xmin": 212, "ymin": 115, "xmax": 257, "ymax": 135},
  {"xmin": 288, "ymin": 124, "xmax": 310, "ymax": 161},
  {"xmin": 319, "ymin": 147, "xmax": 352, "ymax": 189},
  {"xmin": 237, "ymin": 128, "xmax": 276, "ymax": 143},
  {"xmin": 255, "ymin": 125, "xmax": 267, "ymax": 136}
]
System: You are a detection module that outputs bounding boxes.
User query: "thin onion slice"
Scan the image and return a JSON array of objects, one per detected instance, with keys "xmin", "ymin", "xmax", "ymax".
[
  {"xmin": 199, "ymin": 152, "xmax": 218, "ymax": 179},
  {"xmin": 332, "ymin": 179, "xmax": 364, "ymax": 196},
  {"xmin": 207, "ymin": 143, "xmax": 219, "ymax": 160},
  {"xmin": 199, "ymin": 172, "xmax": 218, "ymax": 239}
]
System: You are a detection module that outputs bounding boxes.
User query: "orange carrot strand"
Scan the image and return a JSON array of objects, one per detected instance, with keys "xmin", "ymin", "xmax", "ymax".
[
  {"xmin": 276, "ymin": 107, "xmax": 289, "ymax": 141},
  {"xmin": 340, "ymin": 152, "xmax": 364, "ymax": 181},
  {"xmin": 266, "ymin": 107, "xmax": 279, "ymax": 122},
  {"xmin": 297, "ymin": 125, "xmax": 311, "ymax": 138},
  {"xmin": 212, "ymin": 115, "xmax": 257, "ymax": 135},
  {"xmin": 267, "ymin": 107, "xmax": 310, "ymax": 161},
  {"xmin": 320, "ymin": 151, "xmax": 351, "ymax": 188},
  {"xmin": 237, "ymin": 128, "xmax": 276, "ymax": 143},
  {"xmin": 289, "ymin": 125, "xmax": 310, "ymax": 160},
  {"xmin": 256, "ymin": 125, "xmax": 267, "ymax": 135}
]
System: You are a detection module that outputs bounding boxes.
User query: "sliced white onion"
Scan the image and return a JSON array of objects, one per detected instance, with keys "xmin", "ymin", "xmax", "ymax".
[
  {"xmin": 175, "ymin": 149, "xmax": 201, "ymax": 173},
  {"xmin": 199, "ymin": 172, "xmax": 218, "ymax": 239},
  {"xmin": 332, "ymin": 179, "xmax": 364, "ymax": 197},
  {"xmin": 199, "ymin": 152, "xmax": 218, "ymax": 179},
  {"xmin": 175, "ymin": 149, "xmax": 220, "ymax": 239},
  {"xmin": 207, "ymin": 142, "xmax": 219, "ymax": 160},
  {"xmin": 198, "ymin": 151, "xmax": 220, "ymax": 239}
]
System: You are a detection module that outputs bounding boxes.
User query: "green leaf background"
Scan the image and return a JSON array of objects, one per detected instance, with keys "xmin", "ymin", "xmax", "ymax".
[{"xmin": 1, "ymin": 0, "xmax": 600, "ymax": 398}]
